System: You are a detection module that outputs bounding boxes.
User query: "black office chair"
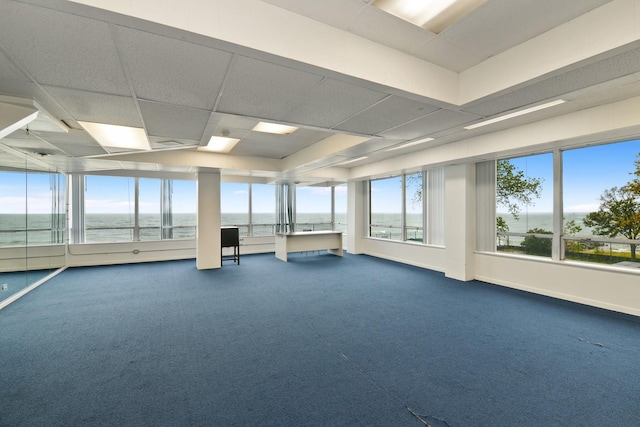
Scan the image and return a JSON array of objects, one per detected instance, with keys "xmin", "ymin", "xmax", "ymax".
[{"xmin": 221, "ymin": 227, "xmax": 240, "ymax": 265}]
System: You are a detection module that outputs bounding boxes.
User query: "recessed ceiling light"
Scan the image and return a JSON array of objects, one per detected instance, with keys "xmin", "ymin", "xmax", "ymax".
[
  {"xmin": 385, "ymin": 137, "xmax": 435, "ymax": 151},
  {"xmin": 252, "ymin": 122, "xmax": 298, "ymax": 135},
  {"xmin": 464, "ymin": 100, "xmax": 567, "ymax": 130},
  {"xmin": 373, "ymin": 0, "xmax": 486, "ymax": 33},
  {"xmin": 199, "ymin": 136, "xmax": 240, "ymax": 153},
  {"xmin": 79, "ymin": 121, "xmax": 150, "ymax": 151}
]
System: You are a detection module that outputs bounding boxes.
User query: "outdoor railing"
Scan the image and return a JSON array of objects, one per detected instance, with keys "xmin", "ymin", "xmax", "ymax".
[
  {"xmin": 369, "ymin": 224, "xmax": 424, "ymax": 242},
  {"xmin": 497, "ymin": 231, "xmax": 640, "ymax": 266}
]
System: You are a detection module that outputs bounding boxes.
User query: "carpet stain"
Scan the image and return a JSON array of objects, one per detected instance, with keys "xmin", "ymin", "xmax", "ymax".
[{"xmin": 406, "ymin": 406, "xmax": 450, "ymax": 426}]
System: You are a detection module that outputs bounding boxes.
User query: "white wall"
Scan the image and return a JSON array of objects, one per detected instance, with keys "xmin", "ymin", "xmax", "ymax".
[
  {"xmin": 346, "ymin": 95, "xmax": 640, "ymax": 317},
  {"xmin": 475, "ymin": 253, "xmax": 640, "ymax": 317}
]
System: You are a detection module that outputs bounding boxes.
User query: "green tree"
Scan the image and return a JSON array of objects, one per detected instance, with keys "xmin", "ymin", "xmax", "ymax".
[
  {"xmin": 521, "ymin": 228, "xmax": 553, "ymax": 256},
  {"xmin": 496, "ymin": 159, "xmax": 544, "ymax": 249},
  {"xmin": 496, "ymin": 216, "xmax": 510, "ymax": 246},
  {"xmin": 583, "ymin": 185, "xmax": 640, "ymax": 260},
  {"xmin": 406, "ymin": 172, "xmax": 422, "ymax": 207},
  {"xmin": 497, "ymin": 159, "xmax": 544, "ymax": 220}
]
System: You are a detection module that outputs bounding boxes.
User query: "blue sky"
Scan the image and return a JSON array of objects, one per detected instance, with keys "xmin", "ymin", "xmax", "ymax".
[{"xmin": 1, "ymin": 140, "xmax": 639, "ymax": 214}]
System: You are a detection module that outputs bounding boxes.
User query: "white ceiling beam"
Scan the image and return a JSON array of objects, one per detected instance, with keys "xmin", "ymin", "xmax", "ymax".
[
  {"xmin": 69, "ymin": 0, "xmax": 459, "ymax": 105},
  {"xmin": 460, "ymin": 0, "xmax": 640, "ymax": 104}
]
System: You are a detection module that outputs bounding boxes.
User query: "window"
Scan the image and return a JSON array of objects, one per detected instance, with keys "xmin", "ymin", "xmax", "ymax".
[
  {"xmin": 370, "ymin": 176, "xmax": 402, "ymax": 240},
  {"xmin": 334, "ymin": 184, "xmax": 347, "ymax": 233},
  {"xmin": 170, "ymin": 180, "xmax": 196, "ymax": 239},
  {"xmin": 368, "ymin": 170, "xmax": 444, "ymax": 244},
  {"xmin": 495, "ymin": 154, "xmax": 553, "ymax": 257},
  {"xmin": 563, "ymin": 140, "xmax": 640, "ymax": 265},
  {"xmin": 79, "ymin": 176, "xmax": 195, "ymax": 243},
  {"xmin": 251, "ymin": 184, "xmax": 275, "ymax": 236},
  {"xmin": 221, "ymin": 182, "xmax": 249, "ymax": 236},
  {"xmin": 139, "ymin": 178, "xmax": 161, "ymax": 241},
  {"xmin": 405, "ymin": 173, "xmax": 423, "ymax": 242},
  {"xmin": 85, "ymin": 176, "xmax": 136, "ymax": 243},
  {"xmin": 295, "ymin": 185, "xmax": 332, "ymax": 231}
]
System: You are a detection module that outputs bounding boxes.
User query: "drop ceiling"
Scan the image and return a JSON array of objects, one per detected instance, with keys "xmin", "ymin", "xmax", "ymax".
[{"xmin": 1, "ymin": 0, "xmax": 639, "ymax": 185}]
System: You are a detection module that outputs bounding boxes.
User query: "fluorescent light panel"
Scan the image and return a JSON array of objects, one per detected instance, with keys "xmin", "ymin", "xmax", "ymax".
[
  {"xmin": 338, "ymin": 156, "xmax": 368, "ymax": 165},
  {"xmin": 464, "ymin": 100, "xmax": 567, "ymax": 130},
  {"xmin": 79, "ymin": 121, "xmax": 150, "ymax": 150},
  {"xmin": 385, "ymin": 137, "xmax": 434, "ymax": 151},
  {"xmin": 373, "ymin": 0, "xmax": 486, "ymax": 33},
  {"xmin": 200, "ymin": 136, "xmax": 240, "ymax": 153},
  {"xmin": 252, "ymin": 121, "xmax": 298, "ymax": 135}
]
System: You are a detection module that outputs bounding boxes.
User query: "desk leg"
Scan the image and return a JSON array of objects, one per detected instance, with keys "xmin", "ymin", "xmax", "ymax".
[{"xmin": 275, "ymin": 235, "xmax": 288, "ymax": 262}]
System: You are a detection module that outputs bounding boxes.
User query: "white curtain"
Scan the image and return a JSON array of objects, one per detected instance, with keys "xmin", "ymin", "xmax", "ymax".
[
  {"xmin": 70, "ymin": 174, "xmax": 85, "ymax": 244},
  {"xmin": 161, "ymin": 179, "xmax": 173, "ymax": 239},
  {"xmin": 476, "ymin": 160, "xmax": 496, "ymax": 252},
  {"xmin": 426, "ymin": 168, "xmax": 445, "ymax": 246},
  {"xmin": 276, "ymin": 183, "xmax": 295, "ymax": 233}
]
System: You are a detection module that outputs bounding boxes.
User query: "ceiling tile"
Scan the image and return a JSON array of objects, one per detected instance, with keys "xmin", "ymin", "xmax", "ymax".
[
  {"xmin": 380, "ymin": 109, "xmax": 481, "ymax": 140},
  {"xmin": 114, "ymin": 26, "xmax": 233, "ymax": 110},
  {"xmin": 217, "ymin": 55, "xmax": 323, "ymax": 122},
  {"xmin": 139, "ymin": 101, "xmax": 211, "ymax": 141},
  {"xmin": 0, "ymin": 1, "xmax": 130, "ymax": 95},
  {"xmin": 0, "ymin": 49, "xmax": 30, "ymax": 82},
  {"xmin": 231, "ymin": 128, "xmax": 332, "ymax": 159},
  {"xmin": 335, "ymin": 95, "xmax": 440, "ymax": 135},
  {"xmin": 44, "ymin": 86, "xmax": 142, "ymax": 127},
  {"xmin": 286, "ymin": 78, "xmax": 388, "ymax": 129}
]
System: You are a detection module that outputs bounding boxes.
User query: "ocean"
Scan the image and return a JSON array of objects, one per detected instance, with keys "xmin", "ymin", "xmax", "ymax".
[
  {"xmin": 0, "ymin": 212, "xmax": 589, "ymax": 246},
  {"xmin": 0, "ymin": 213, "xmax": 347, "ymax": 246}
]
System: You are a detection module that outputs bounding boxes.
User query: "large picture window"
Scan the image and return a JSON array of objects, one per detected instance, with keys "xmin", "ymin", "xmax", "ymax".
[
  {"xmin": 78, "ymin": 176, "xmax": 195, "ymax": 243},
  {"xmin": 368, "ymin": 170, "xmax": 444, "ymax": 244},
  {"xmin": 480, "ymin": 139, "xmax": 640, "ymax": 268},
  {"xmin": 563, "ymin": 140, "xmax": 640, "ymax": 265}
]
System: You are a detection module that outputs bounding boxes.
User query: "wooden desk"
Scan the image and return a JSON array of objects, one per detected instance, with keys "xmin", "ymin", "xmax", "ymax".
[{"xmin": 275, "ymin": 231, "xmax": 343, "ymax": 262}]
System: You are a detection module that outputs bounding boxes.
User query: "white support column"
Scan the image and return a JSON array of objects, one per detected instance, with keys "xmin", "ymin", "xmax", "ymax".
[
  {"xmin": 444, "ymin": 164, "xmax": 476, "ymax": 281},
  {"xmin": 196, "ymin": 171, "xmax": 221, "ymax": 270},
  {"xmin": 346, "ymin": 180, "xmax": 366, "ymax": 254}
]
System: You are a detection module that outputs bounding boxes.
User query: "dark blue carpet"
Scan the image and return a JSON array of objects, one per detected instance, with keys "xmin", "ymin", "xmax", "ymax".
[{"xmin": 1, "ymin": 253, "xmax": 639, "ymax": 426}]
